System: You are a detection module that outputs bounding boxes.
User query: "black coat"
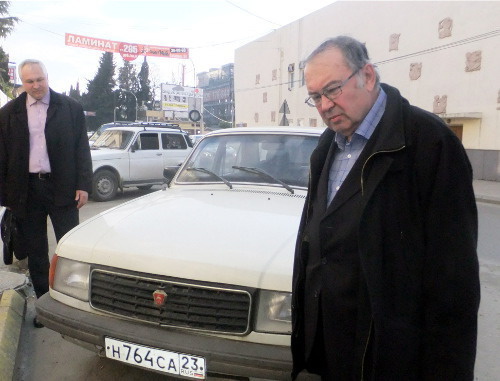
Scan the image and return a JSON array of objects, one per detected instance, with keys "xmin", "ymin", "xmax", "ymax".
[
  {"xmin": 0, "ymin": 89, "xmax": 93, "ymax": 217},
  {"xmin": 291, "ymin": 84, "xmax": 480, "ymax": 380}
]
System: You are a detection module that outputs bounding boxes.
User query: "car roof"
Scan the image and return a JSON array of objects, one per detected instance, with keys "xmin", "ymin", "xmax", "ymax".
[
  {"xmin": 103, "ymin": 126, "xmax": 187, "ymax": 133},
  {"xmin": 204, "ymin": 126, "xmax": 325, "ymax": 137}
]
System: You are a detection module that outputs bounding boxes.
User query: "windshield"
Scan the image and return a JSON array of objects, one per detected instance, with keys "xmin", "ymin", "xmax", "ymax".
[
  {"xmin": 176, "ymin": 133, "xmax": 318, "ymax": 188},
  {"xmin": 92, "ymin": 130, "xmax": 134, "ymax": 149}
]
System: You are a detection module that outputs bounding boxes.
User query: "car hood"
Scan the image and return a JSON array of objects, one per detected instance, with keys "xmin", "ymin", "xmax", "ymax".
[
  {"xmin": 57, "ymin": 186, "xmax": 307, "ymax": 292},
  {"xmin": 91, "ymin": 148, "xmax": 127, "ymax": 160}
]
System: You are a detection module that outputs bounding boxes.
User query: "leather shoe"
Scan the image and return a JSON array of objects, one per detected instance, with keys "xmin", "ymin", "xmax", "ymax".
[{"xmin": 33, "ymin": 316, "xmax": 44, "ymax": 328}]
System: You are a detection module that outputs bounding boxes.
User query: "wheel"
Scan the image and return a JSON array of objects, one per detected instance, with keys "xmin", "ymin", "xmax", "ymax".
[
  {"xmin": 137, "ymin": 185, "xmax": 153, "ymax": 190},
  {"xmin": 92, "ymin": 170, "xmax": 118, "ymax": 202}
]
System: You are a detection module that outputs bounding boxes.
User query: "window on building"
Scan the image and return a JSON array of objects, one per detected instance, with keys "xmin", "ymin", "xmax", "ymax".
[
  {"xmin": 272, "ymin": 69, "xmax": 277, "ymax": 81},
  {"xmin": 263, "ymin": 92, "xmax": 267, "ymax": 103},
  {"xmin": 254, "ymin": 113, "xmax": 259, "ymax": 123},
  {"xmin": 309, "ymin": 118, "xmax": 317, "ymax": 127},
  {"xmin": 271, "ymin": 111, "xmax": 276, "ymax": 122},
  {"xmin": 256, "ymin": 74, "xmax": 260, "ymax": 85},
  {"xmin": 288, "ymin": 63, "xmax": 295, "ymax": 90},
  {"xmin": 299, "ymin": 61, "xmax": 306, "ymax": 87}
]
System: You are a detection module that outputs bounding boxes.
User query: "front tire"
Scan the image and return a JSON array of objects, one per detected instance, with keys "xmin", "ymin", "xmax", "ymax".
[{"xmin": 92, "ymin": 170, "xmax": 118, "ymax": 202}]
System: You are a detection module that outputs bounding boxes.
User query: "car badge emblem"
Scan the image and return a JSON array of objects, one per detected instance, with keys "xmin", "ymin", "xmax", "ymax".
[{"xmin": 153, "ymin": 289, "xmax": 168, "ymax": 306}]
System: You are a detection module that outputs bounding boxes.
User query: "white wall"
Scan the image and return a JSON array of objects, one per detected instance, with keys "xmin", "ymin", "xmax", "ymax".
[{"xmin": 235, "ymin": 1, "xmax": 500, "ymax": 150}]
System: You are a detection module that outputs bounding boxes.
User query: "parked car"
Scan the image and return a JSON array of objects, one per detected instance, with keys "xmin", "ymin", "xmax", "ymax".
[
  {"xmin": 36, "ymin": 126, "xmax": 324, "ymax": 380},
  {"xmin": 90, "ymin": 123, "xmax": 193, "ymax": 201}
]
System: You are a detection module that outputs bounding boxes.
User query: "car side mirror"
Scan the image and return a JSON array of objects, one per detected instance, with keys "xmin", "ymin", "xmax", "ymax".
[{"xmin": 163, "ymin": 166, "xmax": 181, "ymax": 186}]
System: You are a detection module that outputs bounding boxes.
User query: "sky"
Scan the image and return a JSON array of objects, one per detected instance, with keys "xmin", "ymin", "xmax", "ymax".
[{"xmin": 1, "ymin": 0, "xmax": 336, "ymax": 93}]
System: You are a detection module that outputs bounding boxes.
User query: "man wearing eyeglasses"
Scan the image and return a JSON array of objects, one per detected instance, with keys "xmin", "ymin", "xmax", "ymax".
[{"xmin": 292, "ymin": 36, "xmax": 479, "ymax": 380}]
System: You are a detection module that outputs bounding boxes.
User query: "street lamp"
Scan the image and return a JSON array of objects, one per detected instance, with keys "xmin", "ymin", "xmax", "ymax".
[{"xmin": 120, "ymin": 89, "xmax": 138, "ymax": 121}]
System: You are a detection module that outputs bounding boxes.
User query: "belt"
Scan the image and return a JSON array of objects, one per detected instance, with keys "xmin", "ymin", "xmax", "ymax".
[{"xmin": 29, "ymin": 172, "xmax": 51, "ymax": 180}]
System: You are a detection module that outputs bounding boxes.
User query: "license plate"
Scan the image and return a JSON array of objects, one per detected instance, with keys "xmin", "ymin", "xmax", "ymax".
[{"xmin": 105, "ymin": 337, "xmax": 206, "ymax": 379}]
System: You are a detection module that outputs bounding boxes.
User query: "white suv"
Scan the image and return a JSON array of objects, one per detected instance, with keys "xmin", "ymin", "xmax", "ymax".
[
  {"xmin": 90, "ymin": 123, "xmax": 193, "ymax": 201},
  {"xmin": 36, "ymin": 127, "xmax": 323, "ymax": 380}
]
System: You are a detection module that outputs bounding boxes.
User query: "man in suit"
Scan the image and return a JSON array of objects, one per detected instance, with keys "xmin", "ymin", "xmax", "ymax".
[
  {"xmin": 291, "ymin": 36, "xmax": 480, "ymax": 380},
  {"xmin": 0, "ymin": 59, "xmax": 92, "ymax": 327}
]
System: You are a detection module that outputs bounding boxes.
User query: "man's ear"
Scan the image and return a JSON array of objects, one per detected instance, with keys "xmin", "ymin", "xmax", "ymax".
[{"xmin": 363, "ymin": 64, "xmax": 377, "ymax": 91}]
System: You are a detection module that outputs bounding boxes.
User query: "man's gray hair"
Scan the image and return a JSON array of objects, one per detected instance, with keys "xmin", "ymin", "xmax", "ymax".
[
  {"xmin": 306, "ymin": 36, "xmax": 380, "ymax": 86},
  {"xmin": 18, "ymin": 59, "xmax": 48, "ymax": 81}
]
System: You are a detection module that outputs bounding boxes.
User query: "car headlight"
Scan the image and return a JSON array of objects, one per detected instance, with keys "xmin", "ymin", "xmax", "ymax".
[
  {"xmin": 255, "ymin": 290, "xmax": 292, "ymax": 334},
  {"xmin": 51, "ymin": 255, "xmax": 90, "ymax": 301}
]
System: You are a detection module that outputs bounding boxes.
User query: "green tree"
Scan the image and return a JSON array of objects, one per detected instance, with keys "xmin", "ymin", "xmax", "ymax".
[
  {"xmin": 116, "ymin": 58, "xmax": 139, "ymax": 121},
  {"xmin": 137, "ymin": 56, "xmax": 152, "ymax": 110},
  {"xmin": 82, "ymin": 52, "xmax": 116, "ymax": 131},
  {"xmin": 0, "ymin": 1, "xmax": 18, "ymax": 38},
  {"xmin": 68, "ymin": 82, "xmax": 82, "ymax": 102},
  {"xmin": 0, "ymin": 1, "xmax": 18, "ymax": 97}
]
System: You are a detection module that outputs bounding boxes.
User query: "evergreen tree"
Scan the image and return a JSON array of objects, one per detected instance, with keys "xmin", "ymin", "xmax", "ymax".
[
  {"xmin": 137, "ymin": 56, "xmax": 152, "ymax": 110},
  {"xmin": 0, "ymin": 2, "xmax": 18, "ymax": 38},
  {"xmin": 116, "ymin": 58, "xmax": 139, "ymax": 121},
  {"xmin": 68, "ymin": 82, "xmax": 82, "ymax": 102},
  {"xmin": 0, "ymin": 1, "xmax": 18, "ymax": 97},
  {"xmin": 82, "ymin": 52, "xmax": 116, "ymax": 131}
]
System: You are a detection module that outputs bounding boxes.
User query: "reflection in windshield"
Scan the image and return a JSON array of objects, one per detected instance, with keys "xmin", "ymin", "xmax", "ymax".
[
  {"xmin": 176, "ymin": 134, "xmax": 318, "ymax": 188},
  {"xmin": 93, "ymin": 130, "xmax": 134, "ymax": 149}
]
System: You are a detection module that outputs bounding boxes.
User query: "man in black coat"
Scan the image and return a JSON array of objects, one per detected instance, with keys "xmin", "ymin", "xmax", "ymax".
[
  {"xmin": 0, "ymin": 59, "xmax": 92, "ymax": 327},
  {"xmin": 291, "ymin": 36, "xmax": 480, "ymax": 380}
]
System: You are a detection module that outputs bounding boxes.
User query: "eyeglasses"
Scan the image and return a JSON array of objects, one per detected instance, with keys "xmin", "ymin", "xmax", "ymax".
[{"xmin": 305, "ymin": 68, "xmax": 360, "ymax": 107}]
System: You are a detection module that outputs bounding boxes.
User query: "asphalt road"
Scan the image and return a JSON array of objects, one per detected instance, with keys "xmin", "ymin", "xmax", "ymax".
[{"xmin": 8, "ymin": 195, "xmax": 500, "ymax": 380}]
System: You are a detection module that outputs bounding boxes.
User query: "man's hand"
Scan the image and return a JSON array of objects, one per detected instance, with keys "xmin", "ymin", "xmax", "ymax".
[{"xmin": 75, "ymin": 190, "xmax": 89, "ymax": 209}]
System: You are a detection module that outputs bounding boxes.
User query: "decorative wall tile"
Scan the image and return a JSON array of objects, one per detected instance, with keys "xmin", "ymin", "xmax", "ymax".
[
  {"xmin": 409, "ymin": 63, "xmax": 422, "ymax": 80},
  {"xmin": 438, "ymin": 17, "xmax": 453, "ymax": 38},
  {"xmin": 433, "ymin": 95, "xmax": 447, "ymax": 114},
  {"xmin": 390, "ymin": 33, "xmax": 401, "ymax": 51},
  {"xmin": 465, "ymin": 51, "xmax": 482, "ymax": 72}
]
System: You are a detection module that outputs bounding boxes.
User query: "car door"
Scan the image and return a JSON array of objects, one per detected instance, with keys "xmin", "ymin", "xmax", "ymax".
[
  {"xmin": 161, "ymin": 133, "xmax": 192, "ymax": 167},
  {"xmin": 128, "ymin": 132, "xmax": 164, "ymax": 181}
]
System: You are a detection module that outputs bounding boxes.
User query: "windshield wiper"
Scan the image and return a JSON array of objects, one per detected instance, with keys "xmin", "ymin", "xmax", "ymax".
[
  {"xmin": 232, "ymin": 166, "xmax": 294, "ymax": 194},
  {"xmin": 186, "ymin": 167, "xmax": 233, "ymax": 189}
]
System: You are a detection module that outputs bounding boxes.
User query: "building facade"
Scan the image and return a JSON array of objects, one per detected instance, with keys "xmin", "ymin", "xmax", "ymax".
[
  {"xmin": 197, "ymin": 63, "xmax": 234, "ymax": 129},
  {"xmin": 234, "ymin": 1, "xmax": 500, "ymax": 180}
]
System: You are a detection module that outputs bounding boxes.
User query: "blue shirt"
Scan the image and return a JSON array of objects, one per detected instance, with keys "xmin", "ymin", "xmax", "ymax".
[{"xmin": 327, "ymin": 88, "xmax": 387, "ymax": 205}]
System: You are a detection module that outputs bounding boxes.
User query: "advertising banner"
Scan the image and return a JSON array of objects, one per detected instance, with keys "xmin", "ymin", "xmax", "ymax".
[
  {"xmin": 65, "ymin": 33, "xmax": 189, "ymax": 61},
  {"xmin": 161, "ymin": 84, "xmax": 203, "ymax": 119}
]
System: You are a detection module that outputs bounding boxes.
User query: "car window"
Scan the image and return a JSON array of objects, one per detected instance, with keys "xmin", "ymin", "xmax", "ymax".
[
  {"xmin": 161, "ymin": 133, "xmax": 188, "ymax": 150},
  {"xmin": 93, "ymin": 130, "xmax": 134, "ymax": 149},
  {"xmin": 136, "ymin": 133, "xmax": 160, "ymax": 150},
  {"xmin": 176, "ymin": 134, "xmax": 318, "ymax": 188}
]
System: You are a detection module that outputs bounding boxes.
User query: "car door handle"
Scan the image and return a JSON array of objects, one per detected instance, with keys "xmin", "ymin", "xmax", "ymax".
[{"xmin": 156, "ymin": 153, "xmax": 162, "ymax": 156}]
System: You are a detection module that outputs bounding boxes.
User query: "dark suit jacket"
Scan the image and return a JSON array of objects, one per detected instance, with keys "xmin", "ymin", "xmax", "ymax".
[
  {"xmin": 0, "ymin": 89, "xmax": 92, "ymax": 217},
  {"xmin": 292, "ymin": 84, "xmax": 480, "ymax": 380}
]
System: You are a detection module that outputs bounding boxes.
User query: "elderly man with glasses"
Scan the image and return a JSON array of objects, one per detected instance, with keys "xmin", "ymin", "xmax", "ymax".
[{"xmin": 292, "ymin": 36, "xmax": 479, "ymax": 380}]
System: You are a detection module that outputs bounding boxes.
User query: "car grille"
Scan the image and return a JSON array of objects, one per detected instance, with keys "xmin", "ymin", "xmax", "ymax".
[{"xmin": 89, "ymin": 269, "xmax": 252, "ymax": 334}]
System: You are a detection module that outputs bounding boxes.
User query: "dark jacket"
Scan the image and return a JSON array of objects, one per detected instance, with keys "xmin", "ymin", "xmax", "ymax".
[
  {"xmin": 291, "ymin": 84, "xmax": 480, "ymax": 380},
  {"xmin": 0, "ymin": 89, "xmax": 93, "ymax": 217}
]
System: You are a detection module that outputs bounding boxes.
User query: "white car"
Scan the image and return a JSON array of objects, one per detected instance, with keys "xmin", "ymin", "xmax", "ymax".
[
  {"xmin": 90, "ymin": 123, "xmax": 193, "ymax": 201},
  {"xmin": 36, "ymin": 126, "xmax": 323, "ymax": 380}
]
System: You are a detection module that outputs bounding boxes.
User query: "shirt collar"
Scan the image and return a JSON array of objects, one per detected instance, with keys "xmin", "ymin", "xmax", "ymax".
[
  {"xmin": 334, "ymin": 87, "xmax": 387, "ymax": 149},
  {"xmin": 27, "ymin": 90, "xmax": 50, "ymax": 107}
]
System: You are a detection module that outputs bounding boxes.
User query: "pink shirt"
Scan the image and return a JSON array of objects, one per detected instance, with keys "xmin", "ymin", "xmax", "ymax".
[{"xmin": 27, "ymin": 92, "xmax": 51, "ymax": 173}]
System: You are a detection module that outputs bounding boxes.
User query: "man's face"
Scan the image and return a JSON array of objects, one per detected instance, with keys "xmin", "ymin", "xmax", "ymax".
[
  {"xmin": 20, "ymin": 63, "xmax": 49, "ymax": 101},
  {"xmin": 305, "ymin": 48, "xmax": 377, "ymax": 138}
]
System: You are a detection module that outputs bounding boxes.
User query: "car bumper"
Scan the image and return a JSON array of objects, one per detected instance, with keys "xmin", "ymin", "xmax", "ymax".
[{"xmin": 36, "ymin": 294, "xmax": 315, "ymax": 380}]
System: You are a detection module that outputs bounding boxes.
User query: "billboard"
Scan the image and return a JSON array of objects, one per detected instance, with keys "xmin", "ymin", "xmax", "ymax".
[
  {"xmin": 65, "ymin": 33, "xmax": 189, "ymax": 61},
  {"xmin": 161, "ymin": 84, "xmax": 203, "ymax": 120}
]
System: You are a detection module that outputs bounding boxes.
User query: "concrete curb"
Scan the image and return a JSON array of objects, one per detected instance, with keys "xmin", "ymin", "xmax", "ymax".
[{"xmin": 0, "ymin": 289, "xmax": 27, "ymax": 381}]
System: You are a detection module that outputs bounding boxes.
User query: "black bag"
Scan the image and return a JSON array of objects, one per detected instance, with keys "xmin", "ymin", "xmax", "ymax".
[{"xmin": 1, "ymin": 208, "xmax": 26, "ymax": 264}]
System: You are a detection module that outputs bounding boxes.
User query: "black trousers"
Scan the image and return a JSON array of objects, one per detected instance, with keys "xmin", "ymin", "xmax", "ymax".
[{"xmin": 17, "ymin": 177, "xmax": 79, "ymax": 298}]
